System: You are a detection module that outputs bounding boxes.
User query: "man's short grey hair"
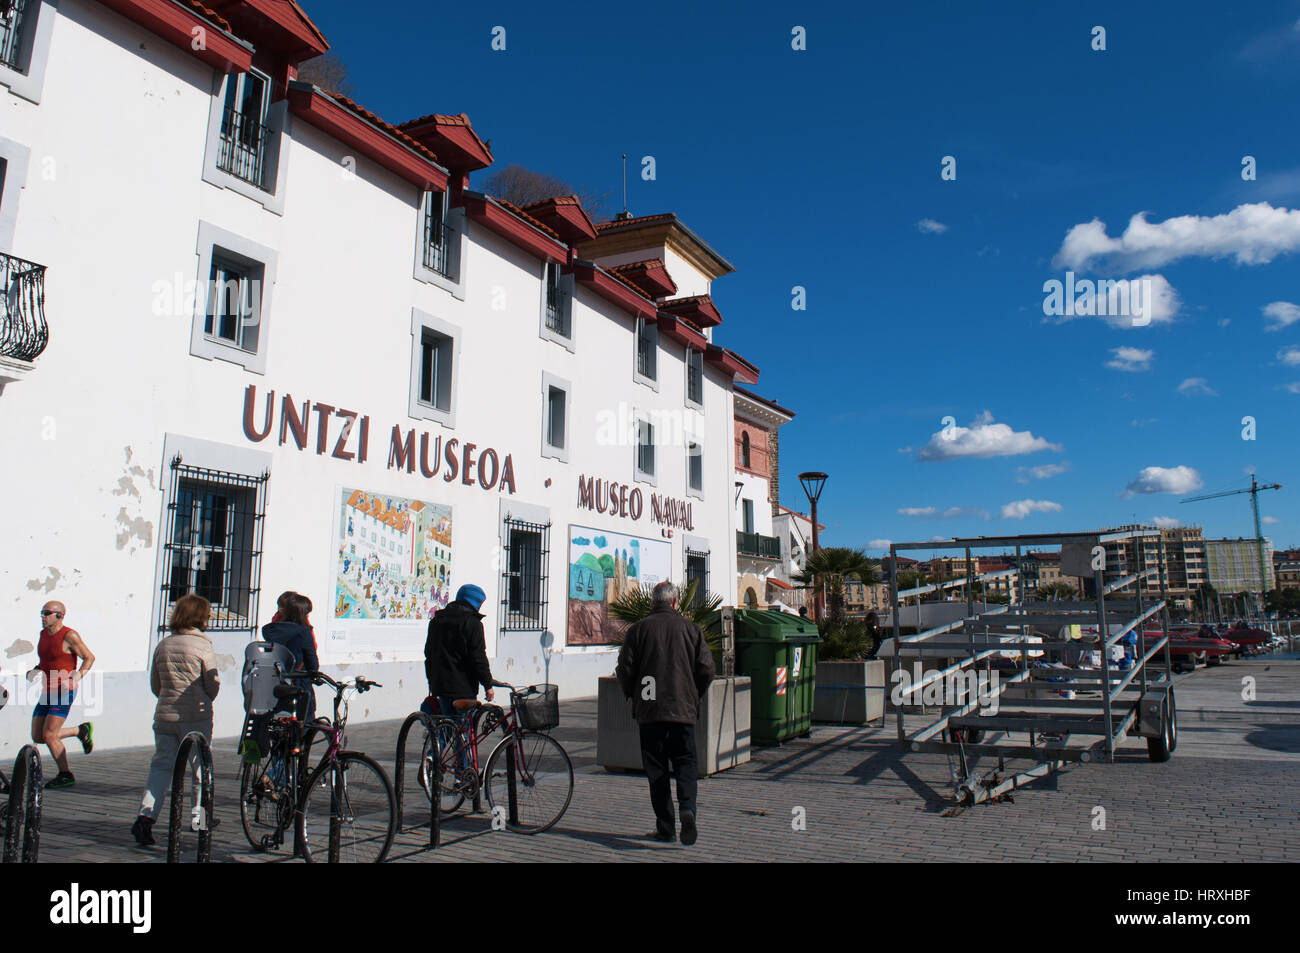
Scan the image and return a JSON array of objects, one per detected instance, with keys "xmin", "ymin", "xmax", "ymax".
[{"xmin": 651, "ymin": 581, "xmax": 677, "ymax": 610}]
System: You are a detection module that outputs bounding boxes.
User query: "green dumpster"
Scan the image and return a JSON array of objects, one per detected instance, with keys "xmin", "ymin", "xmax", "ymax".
[{"xmin": 706, "ymin": 609, "xmax": 820, "ymax": 745}]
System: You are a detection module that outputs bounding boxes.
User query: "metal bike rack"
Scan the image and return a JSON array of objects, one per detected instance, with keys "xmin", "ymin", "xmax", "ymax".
[
  {"xmin": 394, "ymin": 711, "xmax": 441, "ymax": 848},
  {"xmin": 881, "ymin": 528, "xmax": 1177, "ymax": 806},
  {"xmin": 167, "ymin": 731, "xmax": 214, "ymax": 863},
  {"xmin": 2, "ymin": 745, "xmax": 43, "ymax": 863}
]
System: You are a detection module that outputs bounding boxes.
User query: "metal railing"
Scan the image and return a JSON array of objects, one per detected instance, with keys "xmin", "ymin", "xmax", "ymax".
[
  {"xmin": 423, "ymin": 221, "xmax": 454, "ymax": 279},
  {"xmin": 2, "ymin": 744, "xmax": 42, "ymax": 863},
  {"xmin": 394, "ymin": 711, "xmax": 440, "ymax": 848},
  {"xmin": 737, "ymin": 530, "xmax": 781, "ymax": 560},
  {"xmin": 166, "ymin": 731, "xmax": 214, "ymax": 863},
  {"xmin": 0, "ymin": 0, "xmax": 29, "ymax": 72},
  {"xmin": 1, "ymin": 252, "xmax": 48, "ymax": 362},
  {"xmin": 217, "ymin": 105, "xmax": 268, "ymax": 188}
]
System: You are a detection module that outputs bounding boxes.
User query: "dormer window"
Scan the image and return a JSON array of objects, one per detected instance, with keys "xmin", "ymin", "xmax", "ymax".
[
  {"xmin": 203, "ymin": 69, "xmax": 288, "ymax": 211},
  {"xmin": 634, "ymin": 317, "xmax": 658, "ymax": 388},
  {"xmin": 539, "ymin": 261, "xmax": 574, "ymax": 350},
  {"xmin": 0, "ymin": 0, "xmax": 30, "ymax": 72},
  {"xmin": 218, "ymin": 71, "xmax": 269, "ymax": 188},
  {"xmin": 423, "ymin": 189, "xmax": 451, "ymax": 277}
]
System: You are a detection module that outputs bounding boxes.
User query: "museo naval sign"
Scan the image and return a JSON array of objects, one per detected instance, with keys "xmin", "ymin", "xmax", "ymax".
[
  {"xmin": 576, "ymin": 474, "xmax": 695, "ymax": 531},
  {"xmin": 241, "ymin": 384, "xmax": 517, "ymax": 493}
]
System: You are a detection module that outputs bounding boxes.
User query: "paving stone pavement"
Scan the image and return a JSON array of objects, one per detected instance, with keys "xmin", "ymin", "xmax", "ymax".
[{"xmin": 16, "ymin": 659, "xmax": 1300, "ymax": 863}]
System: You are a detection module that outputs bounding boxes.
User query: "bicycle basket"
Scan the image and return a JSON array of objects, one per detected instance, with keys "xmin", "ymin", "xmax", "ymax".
[{"xmin": 514, "ymin": 684, "xmax": 559, "ymax": 731}]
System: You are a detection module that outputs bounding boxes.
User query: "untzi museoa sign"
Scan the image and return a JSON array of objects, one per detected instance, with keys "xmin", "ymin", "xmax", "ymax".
[{"xmin": 241, "ymin": 384, "xmax": 517, "ymax": 493}]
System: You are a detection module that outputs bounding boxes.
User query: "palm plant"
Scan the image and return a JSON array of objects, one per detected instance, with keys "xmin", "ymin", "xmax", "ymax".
[
  {"xmin": 1038, "ymin": 580, "xmax": 1080, "ymax": 601},
  {"xmin": 607, "ymin": 578, "xmax": 725, "ymax": 645},
  {"xmin": 793, "ymin": 547, "xmax": 879, "ymax": 627}
]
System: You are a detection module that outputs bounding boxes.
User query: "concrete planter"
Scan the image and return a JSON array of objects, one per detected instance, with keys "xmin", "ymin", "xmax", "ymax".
[
  {"xmin": 596, "ymin": 675, "xmax": 752, "ymax": 775},
  {"xmin": 812, "ymin": 660, "xmax": 885, "ymax": 725}
]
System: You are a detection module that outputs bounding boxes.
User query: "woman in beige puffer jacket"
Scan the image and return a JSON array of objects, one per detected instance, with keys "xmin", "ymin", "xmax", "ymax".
[{"xmin": 132, "ymin": 593, "xmax": 221, "ymax": 846}]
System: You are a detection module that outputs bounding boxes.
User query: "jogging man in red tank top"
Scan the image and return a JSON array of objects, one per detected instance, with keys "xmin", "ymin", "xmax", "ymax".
[{"xmin": 26, "ymin": 600, "xmax": 96, "ymax": 788}]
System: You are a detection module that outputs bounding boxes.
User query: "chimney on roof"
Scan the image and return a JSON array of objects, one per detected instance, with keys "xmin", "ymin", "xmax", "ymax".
[{"xmin": 614, "ymin": 210, "xmax": 634, "ymax": 221}]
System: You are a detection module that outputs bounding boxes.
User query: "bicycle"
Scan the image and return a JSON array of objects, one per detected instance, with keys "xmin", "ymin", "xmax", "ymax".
[
  {"xmin": 238, "ymin": 671, "xmax": 396, "ymax": 862},
  {"xmin": 417, "ymin": 681, "xmax": 573, "ymax": 834}
]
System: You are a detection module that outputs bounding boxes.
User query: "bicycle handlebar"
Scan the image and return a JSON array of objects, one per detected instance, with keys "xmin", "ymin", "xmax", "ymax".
[{"xmin": 283, "ymin": 671, "xmax": 382, "ymax": 693}]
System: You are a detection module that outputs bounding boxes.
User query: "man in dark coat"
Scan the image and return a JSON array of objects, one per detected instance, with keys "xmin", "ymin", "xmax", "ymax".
[
  {"xmin": 615, "ymin": 580, "xmax": 715, "ymax": 845},
  {"xmin": 424, "ymin": 583, "xmax": 494, "ymax": 710}
]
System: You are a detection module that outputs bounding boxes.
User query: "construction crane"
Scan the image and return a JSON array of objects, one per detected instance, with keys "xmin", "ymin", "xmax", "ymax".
[{"xmin": 1180, "ymin": 474, "xmax": 1282, "ymax": 614}]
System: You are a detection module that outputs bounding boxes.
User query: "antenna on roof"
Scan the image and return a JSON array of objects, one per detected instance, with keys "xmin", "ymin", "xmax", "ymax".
[{"xmin": 615, "ymin": 153, "xmax": 633, "ymax": 221}]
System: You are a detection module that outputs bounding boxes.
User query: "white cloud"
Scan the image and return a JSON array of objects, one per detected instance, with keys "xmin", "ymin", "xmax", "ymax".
[
  {"xmin": 1263, "ymin": 301, "xmax": 1300, "ymax": 331},
  {"xmin": 1121, "ymin": 466, "xmax": 1204, "ymax": 498},
  {"xmin": 1000, "ymin": 499, "xmax": 1063, "ymax": 519},
  {"xmin": 1150, "ymin": 516, "xmax": 1183, "ymax": 529},
  {"xmin": 1016, "ymin": 462, "xmax": 1071, "ymax": 484},
  {"xmin": 916, "ymin": 218, "xmax": 948, "ymax": 234},
  {"xmin": 1106, "ymin": 346, "xmax": 1154, "ymax": 371},
  {"xmin": 1053, "ymin": 202, "xmax": 1300, "ymax": 272},
  {"xmin": 867, "ymin": 538, "xmax": 893, "ymax": 549},
  {"xmin": 1277, "ymin": 346, "xmax": 1300, "ymax": 366},
  {"xmin": 1262, "ymin": 516, "xmax": 1280, "ymax": 525},
  {"xmin": 1177, "ymin": 377, "xmax": 1217, "ymax": 396},
  {"xmin": 1043, "ymin": 274, "xmax": 1181, "ymax": 328},
  {"xmin": 1285, "ymin": 382, "xmax": 1300, "ymax": 394},
  {"xmin": 1130, "ymin": 417, "xmax": 1159, "ymax": 427},
  {"xmin": 897, "ymin": 506, "xmax": 990, "ymax": 520},
  {"xmin": 1218, "ymin": 318, "xmax": 1232, "ymax": 327},
  {"xmin": 917, "ymin": 411, "xmax": 1062, "ymax": 461}
]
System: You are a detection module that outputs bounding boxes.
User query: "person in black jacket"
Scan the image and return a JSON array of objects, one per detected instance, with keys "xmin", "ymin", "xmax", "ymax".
[
  {"xmin": 424, "ymin": 584, "xmax": 495, "ymax": 776},
  {"xmin": 615, "ymin": 580, "xmax": 715, "ymax": 845},
  {"xmin": 261, "ymin": 592, "xmax": 319, "ymax": 720}
]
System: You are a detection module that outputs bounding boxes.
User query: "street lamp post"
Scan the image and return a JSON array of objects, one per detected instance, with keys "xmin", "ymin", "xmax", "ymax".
[{"xmin": 798, "ymin": 471, "xmax": 828, "ymax": 622}]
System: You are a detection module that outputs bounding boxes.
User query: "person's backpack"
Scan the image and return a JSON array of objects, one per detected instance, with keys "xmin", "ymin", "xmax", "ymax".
[{"xmin": 239, "ymin": 641, "xmax": 296, "ymax": 762}]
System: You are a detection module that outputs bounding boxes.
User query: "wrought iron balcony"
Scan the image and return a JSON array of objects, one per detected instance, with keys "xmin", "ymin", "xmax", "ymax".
[
  {"xmin": 422, "ymin": 221, "xmax": 454, "ymax": 279},
  {"xmin": 217, "ymin": 105, "xmax": 268, "ymax": 188},
  {"xmin": 1, "ymin": 252, "xmax": 47, "ymax": 362},
  {"xmin": 737, "ymin": 530, "xmax": 781, "ymax": 560}
]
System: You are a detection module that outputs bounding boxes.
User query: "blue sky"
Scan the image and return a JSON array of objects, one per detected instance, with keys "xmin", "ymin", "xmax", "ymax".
[{"xmin": 304, "ymin": 0, "xmax": 1300, "ymax": 553}]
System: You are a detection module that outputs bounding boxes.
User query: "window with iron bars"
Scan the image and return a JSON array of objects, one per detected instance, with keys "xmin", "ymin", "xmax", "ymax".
[
  {"xmin": 636, "ymin": 317, "xmax": 657, "ymax": 380},
  {"xmin": 217, "ymin": 71, "xmax": 269, "ymax": 189},
  {"xmin": 544, "ymin": 262, "xmax": 569, "ymax": 336},
  {"xmin": 501, "ymin": 516, "xmax": 550, "ymax": 631},
  {"xmin": 157, "ymin": 456, "xmax": 268, "ymax": 636},
  {"xmin": 686, "ymin": 348, "xmax": 704, "ymax": 405},
  {"xmin": 423, "ymin": 189, "xmax": 455, "ymax": 279},
  {"xmin": 0, "ymin": 0, "xmax": 30, "ymax": 72},
  {"xmin": 685, "ymin": 550, "xmax": 709, "ymax": 608}
]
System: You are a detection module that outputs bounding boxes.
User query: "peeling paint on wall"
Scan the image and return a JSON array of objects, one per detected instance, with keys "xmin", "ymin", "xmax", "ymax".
[
  {"xmin": 114, "ymin": 508, "xmax": 154, "ymax": 552},
  {"xmin": 26, "ymin": 567, "xmax": 62, "ymax": 593},
  {"xmin": 215, "ymin": 653, "xmax": 236, "ymax": 672},
  {"xmin": 6, "ymin": 639, "xmax": 34, "ymax": 658}
]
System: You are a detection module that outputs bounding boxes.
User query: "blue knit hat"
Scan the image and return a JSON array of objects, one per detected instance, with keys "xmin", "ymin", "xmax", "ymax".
[{"xmin": 456, "ymin": 584, "xmax": 486, "ymax": 611}]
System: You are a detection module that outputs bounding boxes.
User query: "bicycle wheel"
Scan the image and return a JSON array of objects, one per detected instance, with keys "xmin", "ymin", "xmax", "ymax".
[
  {"xmin": 420, "ymin": 719, "xmax": 466, "ymax": 815},
  {"xmin": 239, "ymin": 758, "xmax": 291, "ymax": 852},
  {"xmin": 483, "ymin": 731, "xmax": 573, "ymax": 834},
  {"xmin": 298, "ymin": 753, "xmax": 396, "ymax": 863}
]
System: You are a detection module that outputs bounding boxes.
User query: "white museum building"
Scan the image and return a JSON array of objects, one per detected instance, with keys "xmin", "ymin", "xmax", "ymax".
[{"xmin": 0, "ymin": 0, "xmax": 764, "ymax": 748}]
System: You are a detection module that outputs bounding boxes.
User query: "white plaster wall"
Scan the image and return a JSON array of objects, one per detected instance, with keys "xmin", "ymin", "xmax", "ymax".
[{"xmin": 0, "ymin": 0, "xmax": 741, "ymax": 752}]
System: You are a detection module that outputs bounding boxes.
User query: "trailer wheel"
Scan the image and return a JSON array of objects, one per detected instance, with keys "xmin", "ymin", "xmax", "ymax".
[
  {"xmin": 945, "ymin": 725, "xmax": 984, "ymax": 745},
  {"xmin": 1147, "ymin": 691, "xmax": 1174, "ymax": 763}
]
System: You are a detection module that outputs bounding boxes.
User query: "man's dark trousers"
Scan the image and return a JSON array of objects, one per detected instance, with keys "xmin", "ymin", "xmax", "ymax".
[{"xmin": 639, "ymin": 722, "xmax": 697, "ymax": 833}]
